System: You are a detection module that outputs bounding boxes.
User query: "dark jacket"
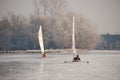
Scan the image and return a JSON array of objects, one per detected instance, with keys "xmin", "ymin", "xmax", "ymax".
[{"xmin": 73, "ymin": 55, "xmax": 81, "ymax": 62}]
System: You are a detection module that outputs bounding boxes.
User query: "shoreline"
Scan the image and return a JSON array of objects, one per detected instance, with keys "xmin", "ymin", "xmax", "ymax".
[{"xmin": 0, "ymin": 49, "xmax": 120, "ymax": 55}]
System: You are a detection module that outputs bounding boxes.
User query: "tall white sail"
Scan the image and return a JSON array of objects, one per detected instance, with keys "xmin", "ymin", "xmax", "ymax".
[
  {"xmin": 72, "ymin": 16, "xmax": 77, "ymax": 55},
  {"xmin": 38, "ymin": 25, "xmax": 45, "ymax": 54}
]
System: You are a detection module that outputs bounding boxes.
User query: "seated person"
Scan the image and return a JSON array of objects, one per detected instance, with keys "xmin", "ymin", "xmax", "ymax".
[{"xmin": 73, "ymin": 55, "xmax": 81, "ymax": 62}]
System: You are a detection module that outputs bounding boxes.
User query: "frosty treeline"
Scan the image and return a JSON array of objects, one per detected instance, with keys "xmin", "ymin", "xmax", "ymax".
[{"xmin": 0, "ymin": 0, "xmax": 101, "ymax": 50}]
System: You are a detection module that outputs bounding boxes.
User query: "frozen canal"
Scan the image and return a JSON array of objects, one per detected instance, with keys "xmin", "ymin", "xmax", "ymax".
[{"xmin": 0, "ymin": 51, "xmax": 120, "ymax": 80}]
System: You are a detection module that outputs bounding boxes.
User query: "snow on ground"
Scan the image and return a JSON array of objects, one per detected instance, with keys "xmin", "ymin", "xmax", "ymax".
[{"xmin": 0, "ymin": 51, "xmax": 120, "ymax": 80}]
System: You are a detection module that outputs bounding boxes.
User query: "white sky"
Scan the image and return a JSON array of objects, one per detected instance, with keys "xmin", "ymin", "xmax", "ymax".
[{"xmin": 0, "ymin": 0, "xmax": 120, "ymax": 34}]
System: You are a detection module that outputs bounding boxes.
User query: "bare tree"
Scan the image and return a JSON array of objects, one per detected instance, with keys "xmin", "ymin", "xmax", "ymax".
[
  {"xmin": 8, "ymin": 13, "xmax": 32, "ymax": 50},
  {"xmin": 30, "ymin": 0, "xmax": 101, "ymax": 49},
  {"xmin": 33, "ymin": 0, "xmax": 67, "ymax": 16},
  {"xmin": 0, "ymin": 19, "xmax": 13, "ymax": 50},
  {"xmin": 0, "ymin": 0, "xmax": 101, "ymax": 50},
  {"xmin": 52, "ymin": 13, "xmax": 100, "ymax": 49}
]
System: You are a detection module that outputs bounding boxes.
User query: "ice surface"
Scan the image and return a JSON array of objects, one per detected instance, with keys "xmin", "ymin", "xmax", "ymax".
[{"xmin": 0, "ymin": 51, "xmax": 120, "ymax": 80}]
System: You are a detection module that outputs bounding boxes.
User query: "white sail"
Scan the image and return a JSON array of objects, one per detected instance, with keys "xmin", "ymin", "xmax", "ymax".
[
  {"xmin": 38, "ymin": 25, "xmax": 45, "ymax": 54},
  {"xmin": 72, "ymin": 16, "xmax": 77, "ymax": 55}
]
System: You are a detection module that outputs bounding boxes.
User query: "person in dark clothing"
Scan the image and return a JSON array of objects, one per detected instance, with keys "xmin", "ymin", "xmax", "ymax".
[{"xmin": 73, "ymin": 55, "xmax": 81, "ymax": 62}]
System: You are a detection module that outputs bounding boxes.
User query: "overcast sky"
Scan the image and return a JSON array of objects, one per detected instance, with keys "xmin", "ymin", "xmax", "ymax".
[{"xmin": 0, "ymin": 0, "xmax": 120, "ymax": 34}]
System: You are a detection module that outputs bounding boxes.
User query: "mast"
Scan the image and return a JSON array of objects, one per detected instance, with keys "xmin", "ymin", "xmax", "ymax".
[
  {"xmin": 38, "ymin": 25, "xmax": 45, "ymax": 55},
  {"xmin": 72, "ymin": 16, "xmax": 77, "ymax": 55}
]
